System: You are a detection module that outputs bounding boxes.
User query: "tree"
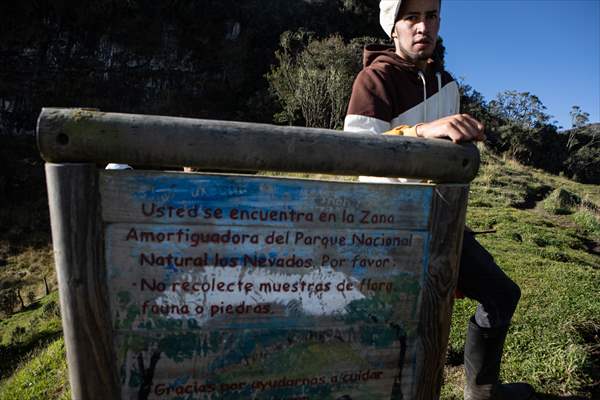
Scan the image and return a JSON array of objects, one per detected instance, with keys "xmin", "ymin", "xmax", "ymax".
[
  {"xmin": 563, "ymin": 123, "xmax": 600, "ymax": 183},
  {"xmin": 565, "ymin": 143, "xmax": 600, "ymax": 184},
  {"xmin": 338, "ymin": 0, "xmax": 381, "ymax": 38},
  {"xmin": 492, "ymin": 122, "xmax": 566, "ymax": 173},
  {"xmin": 569, "ymin": 105, "xmax": 590, "ymax": 128},
  {"xmin": 489, "ymin": 90, "xmax": 552, "ymax": 130},
  {"xmin": 458, "ymin": 79, "xmax": 499, "ymax": 129},
  {"xmin": 0, "ymin": 289, "xmax": 19, "ymax": 316},
  {"xmin": 567, "ymin": 106, "xmax": 591, "ymax": 151},
  {"xmin": 267, "ymin": 31, "xmax": 364, "ymax": 129}
]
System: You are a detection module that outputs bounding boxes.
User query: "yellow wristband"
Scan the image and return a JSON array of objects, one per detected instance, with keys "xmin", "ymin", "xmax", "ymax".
[{"xmin": 383, "ymin": 125, "xmax": 420, "ymax": 136}]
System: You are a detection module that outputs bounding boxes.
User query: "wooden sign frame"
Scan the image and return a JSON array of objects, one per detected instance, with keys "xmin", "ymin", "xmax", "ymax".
[{"xmin": 40, "ymin": 109, "xmax": 475, "ymax": 399}]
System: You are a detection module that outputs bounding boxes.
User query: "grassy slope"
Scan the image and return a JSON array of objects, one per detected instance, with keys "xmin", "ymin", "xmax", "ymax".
[
  {"xmin": 0, "ymin": 292, "xmax": 61, "ymax": 349},
  {"xmin": 0, "ymin": 292, "xmax": 68, "ymax": 399},
  {"xmin": 442, "ymin": 150, "xmax": 599, "ymax": 399},
  {"xmin": 0, "ymin": 135, "xmax": 57, "ymax": 304},
  {"xmin": 0, "ymin": 148, "xmax": 598, "ymax": 399},
  {"xmin": 0, "ymin": 338, "xmax": 69, "ymax": 400}
]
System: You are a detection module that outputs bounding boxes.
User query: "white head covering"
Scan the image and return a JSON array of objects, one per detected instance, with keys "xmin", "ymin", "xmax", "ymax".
[{"xmin": 379, "ymin": 0, "xmax": 402, "ymax": 38}]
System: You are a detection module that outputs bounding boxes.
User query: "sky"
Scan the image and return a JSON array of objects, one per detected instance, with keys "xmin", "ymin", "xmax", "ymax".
[{"xmin": 439, "ymin": 0, "xmax": 600, "ymax": 130}]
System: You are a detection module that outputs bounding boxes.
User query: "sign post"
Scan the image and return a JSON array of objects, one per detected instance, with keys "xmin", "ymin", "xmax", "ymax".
[{"xmin": 40, "ymin": 108, "xmax": 477, "ymax": 399}]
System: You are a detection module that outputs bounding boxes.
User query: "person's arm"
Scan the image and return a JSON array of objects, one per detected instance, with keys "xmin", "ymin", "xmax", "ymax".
[
  {"xmin": 382, "ymin": 124, "xmax": 420, "ymax": 137},
  {"xmin": 413, "ymin": 114, "xmax": 485, "ymax": 143},
  {"xmin": 384, "ymin": 115, "xmax": 485, "ymax": 143},
  {"xmin": 345, "ymin": 71, "xmax": 484, "ymax": 142}
]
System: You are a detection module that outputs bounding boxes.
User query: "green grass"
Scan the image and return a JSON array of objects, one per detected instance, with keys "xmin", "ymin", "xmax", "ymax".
[
  {"xmin": 0, "ymin": 292, "xmax": 61, "ymax": 347},
  {"xmin": 441, "ymin": 150, "xmax": 600, "ymax": 398},
  {"xmin": 0, "ymin": 291, "xmax": 63, "ymax": 384},
  {"xmin": 0, "ymin": 338, "xmax": 70, "ymax": 400},
  {"xmin": 0, "ymin": 291, "xmax": 66, "ymax": 399},
  {"xmin": 572, "ymin": 208, "xmax": 600, "ymax": 237},
  {"xmin": 0, "ymin": 245, "xmax": 56, "ymax": 304}
]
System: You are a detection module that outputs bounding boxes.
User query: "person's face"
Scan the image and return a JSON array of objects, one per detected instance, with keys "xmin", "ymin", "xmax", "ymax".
[{"xmin": 392, "ymin": 0, "xmax": 440, "ymax": 66}]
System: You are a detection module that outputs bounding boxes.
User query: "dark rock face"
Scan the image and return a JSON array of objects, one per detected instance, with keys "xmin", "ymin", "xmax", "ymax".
[{"xmin": 0, "ymin": 0, "xmax": 380, "ymax": 134}]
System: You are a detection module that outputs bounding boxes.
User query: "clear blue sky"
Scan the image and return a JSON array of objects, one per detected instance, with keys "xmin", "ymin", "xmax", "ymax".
[{"xmin": 439, "ymin": 0, "xmax": 600, "ymax": 129}]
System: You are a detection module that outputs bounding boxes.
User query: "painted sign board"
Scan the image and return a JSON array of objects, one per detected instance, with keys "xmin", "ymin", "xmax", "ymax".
[
  {"xmin": 45, "ymin": 164, "xmax": 468, "ymax": 400},
  {"xmin": 38, "ymin": 108, "xmax": 478, "ymax": 400},
  {"xmin": 103, "ymin": 171, "xmax": 432, "ymax": 400}
]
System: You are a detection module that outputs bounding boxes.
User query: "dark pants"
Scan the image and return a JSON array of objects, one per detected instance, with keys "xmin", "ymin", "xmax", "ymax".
[{"xmin": 457, "ymin": 232, "xmax": 521, "ymax": 329}]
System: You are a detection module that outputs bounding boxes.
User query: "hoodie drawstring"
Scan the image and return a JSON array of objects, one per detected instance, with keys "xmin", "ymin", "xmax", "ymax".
[
  {"xmin": 436, "ymin": 72, "xmax": 442, "ymax": 119},
  {"xmin": 418, "ymin": 71, "xmax": 443, "ymax": 121},
  {"xmin": 417, "ymin": 71, "xmax": 427, "ymax": 121}
]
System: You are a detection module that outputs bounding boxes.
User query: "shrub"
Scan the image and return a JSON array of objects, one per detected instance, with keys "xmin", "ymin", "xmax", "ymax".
[
  {"xmin": 267, "ymin": 31, "xmax": 367, "ymax": 129},
  {"xmin": 9, "ymin": 326, "xmax": 27, "ymax": 344},
  {"xmin": 42, "ymin": 300, "xmax": 61, "ymax": 319},
  {"xmin": 542, "ymin": 188, "xmax": 581, "ymax": 215},
  {"xmin": 27, "ymin": 291, "xmax": 36, "ymax": 304},
  {"xmin": 572, "ymin": 208, "xmax": 600, "ymax": 236},
  {"xmin": 0, "ymin": 289, "xmax": 19, "ymax": 316},
  {"xmin": 563, "ymin": 125, "xmax": 600, "ymax": 184}
]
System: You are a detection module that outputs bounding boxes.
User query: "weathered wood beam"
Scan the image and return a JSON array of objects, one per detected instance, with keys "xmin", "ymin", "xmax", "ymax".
[
  {"xmin": 415, "ymin": 184, "xmax": 469, "ymax": 399},
  {"xmin": 45, "ymin": 163, "xmax": 120, "ymax": 399},
  {"xmin": 37, "ymin": 108, "xmax": 480, "ymax": 182}
]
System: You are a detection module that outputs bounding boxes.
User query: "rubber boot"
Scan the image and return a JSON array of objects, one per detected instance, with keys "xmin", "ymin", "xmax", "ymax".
[{"xmin": 464, "ymin": 319, "xmax": 535, "ymax": 400}]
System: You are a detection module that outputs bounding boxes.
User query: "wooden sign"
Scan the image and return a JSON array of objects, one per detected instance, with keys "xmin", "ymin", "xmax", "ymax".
[
  {"xmin": 45, "ymin": 164, "xmax": 468, "ymax": 400},
  {"xmin": 104, "ymin": 171, "xmax": 431, "ymax": 399},
  {"xmin": 39, "ymin": 107, "xmax": 477, "ymax": 400}
]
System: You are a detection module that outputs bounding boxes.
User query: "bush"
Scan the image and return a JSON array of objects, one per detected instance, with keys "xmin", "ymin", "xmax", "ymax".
[
  {"xmin": 0, "ymin": 289, "xmax": 19, "ymax": 316},
  {"xmin": 27, "ymin": 291, "xmax": 36, "ymax": 304},
  {"xmin": 267, "ymin": 31, "xmax": 367, "ymax": 129},
  {"xmin": 42, "ymin": 300, "xmax": 61, "ymax": 319},
  {"xmin": 9, "ymin": 326, "xmax": 26, "ymax": 344},
  {"xmin": 572, "ymin": 208, "xmax": 600, "ymax": 236},
  {"xmin": 542, "ymin": 188, "xmax": 581, "ymax": 215},
  {"xmin": 487, "ymin": 123, "xmax": 567, "ymax": 174},
  {"xmin": 563, "ymin": 125, "xmax": 600, "ymax": 184}
]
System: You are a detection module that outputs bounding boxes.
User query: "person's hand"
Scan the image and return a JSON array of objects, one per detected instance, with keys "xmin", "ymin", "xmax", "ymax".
[{"xmin": 415, "ymin": 114, "xmax": 485, "ymax": 143}]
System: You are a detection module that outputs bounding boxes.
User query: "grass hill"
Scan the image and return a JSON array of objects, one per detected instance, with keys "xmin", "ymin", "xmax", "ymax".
[
  {"xmin": 0, "ymin": 138, "xmax": 598, "ymax": 399},
  {"xmin": 443, "ymin": 147, "xmax": 599, "ymax": 399}
]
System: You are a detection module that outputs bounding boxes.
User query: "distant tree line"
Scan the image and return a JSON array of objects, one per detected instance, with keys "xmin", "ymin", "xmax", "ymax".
[
  {"xmin": 1, "ymin": 0, "xmax": 597, "ymax": 183},
  {"xmin": 267, "ymin": 33, "xmax": 598, "ymax": 184},
  {"xmin": 460, "ymin": 85, "xmax": 599, "ymax": 184}
]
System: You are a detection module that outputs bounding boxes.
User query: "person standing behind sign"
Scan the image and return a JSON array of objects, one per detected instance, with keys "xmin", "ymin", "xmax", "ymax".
[{"xmin": 344, "ymin": 1, "xmax": 535, "ymax": 399}]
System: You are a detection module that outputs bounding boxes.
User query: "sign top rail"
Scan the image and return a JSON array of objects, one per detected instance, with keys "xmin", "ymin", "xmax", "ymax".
[{"xmin": 37, "ymin": 108, "xmax": 479, "ymax": 183}]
